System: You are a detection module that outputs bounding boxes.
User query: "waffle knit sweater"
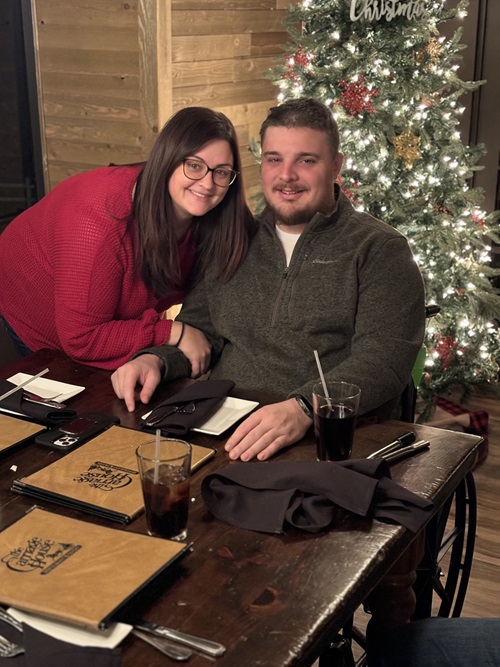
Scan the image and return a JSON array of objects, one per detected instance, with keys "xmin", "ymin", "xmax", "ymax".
[
  {"xmin": 140, "ymin": 188, "xmax": 426, "ymax": 418},
  {"xmin": 0, "ymin": 166, "xmax": 195, "ymax": 369}
]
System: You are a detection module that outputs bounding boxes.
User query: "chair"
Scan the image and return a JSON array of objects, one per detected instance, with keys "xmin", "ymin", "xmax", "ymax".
[
  {"xmin": 402, "ymin": 304, "xmax": 477, "ymax": 619},
  {"xmin": 319, "ymin": 304, "xmax": 478, "ymax": 666}
]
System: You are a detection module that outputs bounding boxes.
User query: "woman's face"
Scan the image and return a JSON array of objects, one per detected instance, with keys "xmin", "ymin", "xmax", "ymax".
[{"xmin": 168, "ymin": 139, "xmax": 234, "ymax": 222}]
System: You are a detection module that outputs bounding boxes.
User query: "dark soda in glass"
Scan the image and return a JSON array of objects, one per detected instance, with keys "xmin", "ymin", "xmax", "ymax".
[
  {"xmin": 142, "ymin": 464, "xmax": 190, "ymax": 540},
  {"xmin": 314, "ymin": 405, "xmax": 357, "ymax": 461}
]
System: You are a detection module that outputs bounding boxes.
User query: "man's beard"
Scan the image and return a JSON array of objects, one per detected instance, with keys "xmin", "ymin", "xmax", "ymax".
[{"xmin": 264, "ymin": 198, "xmax": 316, "ymax": 227}]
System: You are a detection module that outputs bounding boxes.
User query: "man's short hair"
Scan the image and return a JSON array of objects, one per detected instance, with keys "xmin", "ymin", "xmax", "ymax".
[{"xmin": 259, "ymin": 98, "xmax": 341, "ymax": 156}]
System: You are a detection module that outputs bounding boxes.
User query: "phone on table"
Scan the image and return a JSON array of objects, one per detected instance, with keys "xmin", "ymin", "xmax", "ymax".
[{"xmin": 34, "ymin": 412, "xmax": 120, "ymax": 451}]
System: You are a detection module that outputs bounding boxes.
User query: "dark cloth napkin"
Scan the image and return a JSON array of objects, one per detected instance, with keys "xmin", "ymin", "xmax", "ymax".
[
  {"xmin": 201, "ymin": 458, "xmax": 434, "ymax": 534},
  {"xmin": 0, "ymin": 379, "xmax": 76, "ymax": 426},
  {"xmin": 0, "ymin": 621, "xmax": 122, "ymax": 667},
  {"xmin": 24, "ymin": 624, "xmax": 121, "ymax": 667},
  {"xmin": 142, "ymin": 379, "xmax": 235, "ymax": 436}
]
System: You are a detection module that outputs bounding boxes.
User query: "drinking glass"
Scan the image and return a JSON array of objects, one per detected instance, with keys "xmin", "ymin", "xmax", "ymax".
[
  {"xmin": 136, "ymin": 438, "xmax": 191, "ymax": 540},
  {"xmin": 312, "ymin": 382, "xmax": 361, "ymax": 461}
]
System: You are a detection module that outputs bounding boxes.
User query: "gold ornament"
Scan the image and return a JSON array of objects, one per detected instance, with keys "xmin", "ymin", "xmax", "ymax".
[
  {"xmin": 415, "ymin": 37, "xmax": 442, "ymax": 71},
  {"xmin": 426, "ymin": 37, "xmax": 442, "ymax": 64},
  {"xmin": 392, "ymin": 130, "xmax": 422, "ymax": 169}
]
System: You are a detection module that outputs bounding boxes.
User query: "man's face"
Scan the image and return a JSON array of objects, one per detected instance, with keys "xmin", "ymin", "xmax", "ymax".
[{"xmin": 260, "ymin": 126, "xmax": 344, "ymax": 229}]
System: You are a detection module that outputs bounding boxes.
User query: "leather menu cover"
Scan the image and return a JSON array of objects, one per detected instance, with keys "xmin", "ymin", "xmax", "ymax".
[
  {"xmin": 0, "ymin": 413, "xmax": 46, "ymax": 454},
  {"xmin": 0, "ymin": 507, "xmax": 190, "ymax": 630},
  {"xmin": 11, "ymin": 425, "xmax": 216, "ymax": 523}
]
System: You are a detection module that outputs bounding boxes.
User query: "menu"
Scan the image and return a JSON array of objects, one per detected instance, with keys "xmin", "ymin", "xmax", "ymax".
[
  {"xmin": 11, "ymin": 425, "xmax": 216, "ymax": 523},
  {"xmin": 0, "ymin": 413, "xmax": 46, "ymax": 454},
  {"xmin": 0, "ymin": 507, "xmax": 190, "ymax": 630}
]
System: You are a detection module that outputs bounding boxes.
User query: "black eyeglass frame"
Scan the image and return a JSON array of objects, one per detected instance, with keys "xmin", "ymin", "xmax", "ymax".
[{"xmin": 182, "ymin": 158, "xmax": 239, "ymax": 187}]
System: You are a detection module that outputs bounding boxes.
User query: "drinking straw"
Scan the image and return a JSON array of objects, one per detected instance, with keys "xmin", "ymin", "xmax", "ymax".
[
  {"xmin": 313, "ymin": 350, "xmax": 330, "ymax": 399},
  {"xmin": 0, "ymin": 368, "xmax": 50, "ymax": 403},
  {"xmin": 154, "ymin": 428, "xmax": 161, "ymax": 483}
]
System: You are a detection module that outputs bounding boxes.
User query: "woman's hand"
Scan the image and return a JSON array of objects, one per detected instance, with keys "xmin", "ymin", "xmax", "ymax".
[
  {"xmin": 172, "ymin": 322, "xmax": 212, "ymax": 378},
  {"xmin": 111, "ymin": 354, "xmax": 163, "ymax": 412}
]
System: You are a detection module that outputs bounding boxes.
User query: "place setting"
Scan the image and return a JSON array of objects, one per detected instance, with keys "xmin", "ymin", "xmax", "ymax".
[{"xmin": 0, "ymin": 368, "xmax": 86, "ymax": 457}]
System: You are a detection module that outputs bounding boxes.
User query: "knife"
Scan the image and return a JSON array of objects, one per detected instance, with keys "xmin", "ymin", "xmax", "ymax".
[
  {"xmin": 135, "ymin": 619, "xmax": 226, "ymax": 657},
  {"xmin": 132, "ymin": 629, "xmax": 192, "ymax": 661}
]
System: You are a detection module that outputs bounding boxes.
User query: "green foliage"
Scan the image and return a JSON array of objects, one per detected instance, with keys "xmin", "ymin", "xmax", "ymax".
[{"xmin": 261, "ymin": 0, "xmax": 500, "ymax": 415}]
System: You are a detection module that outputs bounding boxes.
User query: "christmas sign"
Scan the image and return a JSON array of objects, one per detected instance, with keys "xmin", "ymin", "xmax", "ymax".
[{"xmin": 350, "ymin": 0, "xmax": 428, "ymax": 23}]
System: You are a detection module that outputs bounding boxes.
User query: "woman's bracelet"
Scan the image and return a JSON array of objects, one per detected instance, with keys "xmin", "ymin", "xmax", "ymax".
[{"xmin": 173, "ymin": 321, "xmax": 185, "ymax": 347}]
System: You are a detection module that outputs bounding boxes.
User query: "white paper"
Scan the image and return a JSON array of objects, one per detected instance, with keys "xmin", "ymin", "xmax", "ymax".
[
  {"xmin": 8, "ymin": 607, "xmax": 132, "ymax": 648},
  {"xmin": 192, "ymin": 397, "xmax": 259, "ymax": 435},
  {"xmin": 7, "ymin": 373, "xmax": 85, "ymax": 402}
]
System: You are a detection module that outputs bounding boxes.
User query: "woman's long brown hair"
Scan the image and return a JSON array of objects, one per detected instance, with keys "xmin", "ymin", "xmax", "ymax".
[{"xmin": 131, "ymin": 107, "xmax": 255, "ymax": 297}]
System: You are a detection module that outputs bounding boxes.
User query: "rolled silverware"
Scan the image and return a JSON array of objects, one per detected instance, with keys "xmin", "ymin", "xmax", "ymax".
[{"xmin": 136, "ymin": 619, "xmax": 226, "ymax": 657}]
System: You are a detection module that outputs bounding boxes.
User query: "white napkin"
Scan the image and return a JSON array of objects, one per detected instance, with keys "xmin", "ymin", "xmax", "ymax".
[
  {"xmin": 7, "ymin": 373, "xmax": 85, "ymax": 402},
  {"xmin": 8, "ymin": 608, "xmax": 131, "ymax": 649}
]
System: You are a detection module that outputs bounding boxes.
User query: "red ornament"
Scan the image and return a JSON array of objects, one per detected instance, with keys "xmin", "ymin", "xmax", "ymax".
[
  {"xmin": 284, "ymin": 46, "xmax": 314, "ymax": 82},
  {"xmin": 336, "ymin": 75, "xmax": 379, "ymax": 116},
  {"xmin": 338, "ymin": 175, "xmax": 361, "ymax": 206},
  {"xmin": 472, "ymin": 208, "xmax": 485, "ymax": 229},
  {"xmin": 432, "ymin": 334, "xmax": 467, "ymax": 371}
]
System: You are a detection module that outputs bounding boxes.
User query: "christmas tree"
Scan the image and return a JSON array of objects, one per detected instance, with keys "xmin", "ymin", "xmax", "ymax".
[{"xmin": 261, "ymin": 0, "xmax": 500, "ymax": 418}]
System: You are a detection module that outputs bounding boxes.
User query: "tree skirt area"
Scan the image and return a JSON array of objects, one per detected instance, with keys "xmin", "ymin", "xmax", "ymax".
[{"xmin": 423, "ymin": 396, "xmax": 489, "ymax": 469}]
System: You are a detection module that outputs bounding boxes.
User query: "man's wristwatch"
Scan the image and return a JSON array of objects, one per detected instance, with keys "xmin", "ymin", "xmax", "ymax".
[{"xmin": 294, "ymin": 395, "xmax": 313, "ymax": 419}]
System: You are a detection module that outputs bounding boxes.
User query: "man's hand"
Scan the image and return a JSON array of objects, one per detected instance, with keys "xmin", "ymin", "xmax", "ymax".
[
  {"xmin": 224, "ymin": 398, "xmax": 312, "ymax": 461},
  {"xmin": 111, "ymin": 354, "xmax": 163, "ymax": 412},
  {"xmin": 176, "ymin": 323, "xmax": 211, "ymax": 378}
]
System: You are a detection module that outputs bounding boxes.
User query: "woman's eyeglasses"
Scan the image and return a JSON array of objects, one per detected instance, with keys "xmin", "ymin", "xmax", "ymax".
[{"xmin": 182, "ymin": 158, "xmax": 238, "ymax": 187}]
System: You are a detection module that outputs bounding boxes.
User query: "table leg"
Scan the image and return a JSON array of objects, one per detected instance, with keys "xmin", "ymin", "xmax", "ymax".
[{"xmin": 365, "ymin": 530, "xmax": 426, "ymax": 647}]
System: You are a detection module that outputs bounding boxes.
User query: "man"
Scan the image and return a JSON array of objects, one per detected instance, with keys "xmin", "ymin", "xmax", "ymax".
[{"xmin": 112, "ymin": 98, "xmax": 425, "ymax": 461}]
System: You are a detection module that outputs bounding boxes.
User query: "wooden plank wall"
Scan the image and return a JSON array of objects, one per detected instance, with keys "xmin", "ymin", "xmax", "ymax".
[{"xmin": 30, "ymin": 0, "xmax": 289, "ymax": 201}]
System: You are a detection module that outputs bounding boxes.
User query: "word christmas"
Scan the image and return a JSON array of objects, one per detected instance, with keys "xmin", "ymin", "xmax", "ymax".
[{"xmin": 350, "ymin": 0, "xmax": 428, "ymax": 22}]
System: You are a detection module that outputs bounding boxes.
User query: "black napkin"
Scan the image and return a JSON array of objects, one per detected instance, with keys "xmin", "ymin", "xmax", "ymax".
[
  {"xmin": 142, "ymin": 379, "xmax": 235, "ymax": 436},
  {"xmin": 0, "ymin": 379, "xmax": 76, "ymax": 426},
  {"xmin": 22, "ymin": 624, "xmax": 121, "ymax": 667},
  {"xmin": 201, "ymin": 459, "xmax": 434, "ymax": 534}
]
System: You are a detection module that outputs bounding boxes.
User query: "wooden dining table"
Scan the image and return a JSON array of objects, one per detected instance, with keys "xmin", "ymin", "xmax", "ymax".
[{"xmin": 0, "ymin": 349, "xmax": 484, "ymax": 666}]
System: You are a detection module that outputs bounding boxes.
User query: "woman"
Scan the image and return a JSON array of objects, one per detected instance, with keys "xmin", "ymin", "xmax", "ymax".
[{"xmin": 0, "ymin": 107, "xmax": 254, "ymax": 371}]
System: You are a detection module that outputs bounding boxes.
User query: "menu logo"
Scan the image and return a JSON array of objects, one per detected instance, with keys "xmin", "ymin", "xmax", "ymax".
[
  {"xmin": 74, "ymin": 460, "xmax": 138, "ymax": 491},
  {"xmin": 1, "ymin": 538, "xmax": 81, "ymax": 574}
]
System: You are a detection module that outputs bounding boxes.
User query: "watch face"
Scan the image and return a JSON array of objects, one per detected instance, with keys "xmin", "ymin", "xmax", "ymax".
[{"xmin": 296, "ymin": 396, "xmax": 312, "ymax": 418}]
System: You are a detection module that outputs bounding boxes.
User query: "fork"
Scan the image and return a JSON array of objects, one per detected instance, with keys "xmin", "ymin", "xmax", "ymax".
[
  {"xmin": 144, "ymin": 401, "xmax": 196, "ymax": 427},
  {"xmin": 0, "ymin": 634, "xmax": 25, "ymax": 658}
]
